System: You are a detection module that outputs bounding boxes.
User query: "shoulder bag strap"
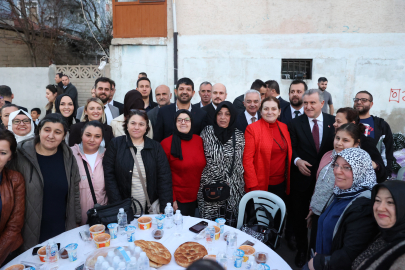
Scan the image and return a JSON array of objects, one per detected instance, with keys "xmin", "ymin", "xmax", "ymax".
[
  {"xmin": 129, "ymin": 147, "xmax": 152, "ymax": 209},
  {"xmin": 83, "ymin": 159, "xmax": 97, "ymax": 205}
]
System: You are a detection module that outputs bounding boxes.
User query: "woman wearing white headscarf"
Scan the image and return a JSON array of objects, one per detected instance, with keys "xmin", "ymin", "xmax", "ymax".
[
  {"xmin": 304, "ymin": 148, "xmax": 379, "ymax": 270},
  {"xmin": 8, "ymin": 109, "xmax": 35, "ymax": 143}
]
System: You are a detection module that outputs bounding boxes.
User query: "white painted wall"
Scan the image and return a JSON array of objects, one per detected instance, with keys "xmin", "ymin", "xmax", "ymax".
[{"xmin": 0, "ymin": 67, "xmax": 50, "ymax": 117}]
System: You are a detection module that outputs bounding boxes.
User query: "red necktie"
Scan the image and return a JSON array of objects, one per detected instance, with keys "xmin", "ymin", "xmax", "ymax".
[{"xmin": 312, "ymin": 119, "xmax": 320, "ymax": 152}]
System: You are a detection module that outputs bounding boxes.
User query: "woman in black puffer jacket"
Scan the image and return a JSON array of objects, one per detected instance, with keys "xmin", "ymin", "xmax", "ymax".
[{"xmin": 103, "ymin": 110, "xmax": 172, "ymax": 214}]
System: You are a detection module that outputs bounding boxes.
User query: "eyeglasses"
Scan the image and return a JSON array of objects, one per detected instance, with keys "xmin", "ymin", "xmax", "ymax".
[
  {"xmin": 177, "ymin": 118, "xmax": 191, "ymax": 123},
  {"xmin": 12, "ymin": 119, "xmax": 31, "ymax": 125},
  {"xmin": 331, "ymin": 163, "xmax": 352, "ymax": 172},
  {"xmin": 353, "ymin": 98, "xmax": 371, "ymax": 103}
]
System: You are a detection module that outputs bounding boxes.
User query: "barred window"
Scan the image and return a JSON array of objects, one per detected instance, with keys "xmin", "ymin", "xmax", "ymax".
[{"xmin": 281, "ymin": 59, "xmax": 312, "ymax": 80}]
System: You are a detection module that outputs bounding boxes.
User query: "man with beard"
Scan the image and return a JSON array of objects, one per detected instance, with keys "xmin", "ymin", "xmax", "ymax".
[
  {"xmin": 353, "ymin": 90, "xmax": 394, "ymax": 177},
  {"xmin": 318, "ymin": 77, "xmax": 334, "ymax": 114},
  {"xmin": 76, "ymin": 77, "xmax": 119, "ymax": 125},
  {"xmin": 108, "ymin": 80, "xmax": 124, "ymax": 115},
  {"xmin": 202, "ymin": 83, "xmax": 227, "ymax": 125},
  {"xmin": 192, "ymin": 81, "xmax": 212, "ymax": 109},
  {"xmin": 137, "ymin": 77, "xmax": 158, "ymax": 112},
  {"xmin": 279, "ymin": 80, "xmax": 307, "ymax": 125},
  {"xmin": 147, "ymin": 85, "xmax": 172, "ymax": 129},
  {"xmin": 235, "ymin": 89, "xmax": 261, "ymax": 133},
  {"xmin": 153, "ymin": 77, "xmax": 208, "ymax": 142}
]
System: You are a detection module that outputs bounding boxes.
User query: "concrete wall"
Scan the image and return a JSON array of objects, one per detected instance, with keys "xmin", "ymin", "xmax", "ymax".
[{"xmin": 0, "ymin": 67, "xmax": 51, "ymax": 115}]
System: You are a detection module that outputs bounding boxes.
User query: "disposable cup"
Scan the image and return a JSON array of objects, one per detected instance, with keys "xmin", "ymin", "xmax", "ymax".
[
  {"xmin": 107, "ymin": 223, "xmax": 118, "ymax": 239},
  {"xmin": 125, "ymin": 226, "xmax": 137, "ymax": 242},
  {"xmin": 65, "ymin": 243, "xmax": 78, "ymax": 262},
  {"xmin": 89, "ymin": 224, "xmax": 105, "ymax": 239},
  {"xmin": 94, "ymin": 233, "xmax": 111, "ymax": 248},
  {"xmin": 213, "ymin": 225, "xmax": 221, "ymax": 240}
]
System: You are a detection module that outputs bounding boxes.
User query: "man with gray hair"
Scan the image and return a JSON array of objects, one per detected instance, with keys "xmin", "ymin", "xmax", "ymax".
[
  {"xmin": 287, "ymin": 88, "xmax": 335, "ymax": 267},
  {"xmin": 192, "ymin": 81, "xmax": 212, "ymax": 109},
  {"xmin": 147, "ymin": 85, "xmax": 172, "ymax": 129},
  {"xmin": 235, "ymin": 89, "xmax": 261, "ymax": 133},
  {"xmin": 202, "ymin": 83, "xmax": 227, "ymax": 125}
]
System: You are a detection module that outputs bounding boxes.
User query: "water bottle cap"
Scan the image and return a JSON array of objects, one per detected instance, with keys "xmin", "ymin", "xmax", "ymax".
[
  {"xmin": 107, "ymin": 268, "xmax": 114, "ymax": 270},
  {"xmin": 130, "ymin": 257, "xmax": 137, "ymax": 262},
  {"xmin": 97, "ymin": 256, "xmax": 105, "ymax": 262},
  {"xmin": 140, "ymin": 252, "xmax": 147, "ymax": 257},
  {"xmin": 176, "ymin": 210, "xmax": 181, "ymax": 214},
  {"xmin": 119, "ymin": 208, "xmax": 124, "ymax": 213},
  {"xmin": 135, "ymin": 247, "xmax": 141, "ymax": 252},
  {"xmin": 114, "ymin": 256, "xmax": 120, "ymax": 261},
  {"xmin": 102, "ymin": 262, "xmax": 109, "ymax": 266},
  {"xmin": 108, "ymin": 250, "xmax": 115, "ymax": 256},
  {"xmin": 119, "ymin": 262, "xmax": 126, "ymax": 267},
  {"xmin": 167, "ymin": 202, "xmax": 171, "ymax": 206}
]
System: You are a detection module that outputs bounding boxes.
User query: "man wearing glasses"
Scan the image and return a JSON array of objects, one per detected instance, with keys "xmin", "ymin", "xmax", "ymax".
[{"xmin": 353, "ymin": 90, "xmax": 394, "ymax": 177}]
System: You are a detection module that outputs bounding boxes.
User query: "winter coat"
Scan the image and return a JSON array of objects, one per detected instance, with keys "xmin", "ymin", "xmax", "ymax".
[
  {"xmin": 372, "ymin": 115, "xmax": 394, "ymax": 177},
  {"xmin": 103, "ymin": 136, "xmax": 172, "ymax": 213},
  {"xmin": 0, "ymin": 168, "xmax": 25, "ymax": 264},
  {"xmin": 9, "ymin": 138, "xmax": 81, "ymax": 251}
]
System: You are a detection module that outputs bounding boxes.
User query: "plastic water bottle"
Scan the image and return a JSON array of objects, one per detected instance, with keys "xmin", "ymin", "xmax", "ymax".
[
  {"xmin": 164, "ymin": 203, "xmax": 174, "ymax": 229},
  {"xmin": 138, "ymin": 252, "xmax": 149, "ymax": 270},
  {"xmin": 46, "ymin": 240, "xmax": 59, "ymax": 269},
  {"xmin": 246, "ymin": 256, "xmax": 257, "ymax": 269},
  {"xmin": 117, "ymin": 208, "xmax": 127, "ymax": 233},
  {"xmin": 134, "ymin": 247, "xmax": 142, "ymax": 260},
  {"xmin": 128, "ymin": 242, "xmax": 135, "ymax": 256},
  {"xmin": 174, "ymin": 210, "xmax": 183, "ymax": 236},
  {"xmin": 107, "ymin": 250, "xmax": 115, "ymax": 265},
  {"xmin": 113, "ymin": 256, "xmax": 121, "ymax": 269},
  {"xmin": 107, "ymin": 268, "xmax": 114, "ymax": 270},
  {"xmin": 101, "ymin": 262, "xmax": 110, "ymax": 270},
  {"xmin": 117, "ymin": 262, "xmax": 127, "ymax": 270},
  {"xmin": 127, "ymin": 257, "xmax": 137, "ymax": 270},
  {"xmin": 95, "ymin": 256, "xmax": 105, "ymax": 270},
  {"xmin": 226, "ymin": 232, "xmax": 238, "ymax": 255}
]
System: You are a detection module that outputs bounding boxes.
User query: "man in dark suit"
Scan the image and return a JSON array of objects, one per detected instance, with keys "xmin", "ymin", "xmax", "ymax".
[
  {"xmin": 265, "ymin": 80, "xmax": 290, "ymax": 108},
  {"xmin": 233, "ymin": 79, "xmax": 267, "ymax": 114},
  {"xmin": 147, "ymin": 85, "xmax": 172, "ymax": 129},
  {"xmin": 109, "ymin": 80, "xmax": 124, "ymax": 115},
  {"xmin": 202, "ymin": 83, "xmax": 227, "ymax": 125},
  {"xmin": 61, "ymin": 75, "xmax": 79, "ymax": 112},
  {"xmin": 54, "ymin": 72, "xmax": 64, "ymax": 89},
  {"xmin": 279, "ymin": 79, "xmax": 307, "ymax": 125},
  {"xmin": 193, "ymin": 81, "xmax": 212, "ymax": 109},
  {"xmin": 288, "ymin": 89, "xmax": 335, "ymax": 267},
  {"xmin": 137, "ymin": 77, "xmax": 158, "ymax": 112},
  {"xmin": 154, "ymin": 78, "xmax": 208, "ymax": 142},
  {"xmin": 235, "ymin": 89, "xmax": 261, "ymax": 133},
  {"xmin": 0, "ymin": 85, "xmax": 28, "ymax": 113}
]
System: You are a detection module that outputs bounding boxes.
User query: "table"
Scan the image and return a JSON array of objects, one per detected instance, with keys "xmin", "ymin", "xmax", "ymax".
[{"xmin": 3, "ymin": 215, "xmax": 291, "ymax": 270}]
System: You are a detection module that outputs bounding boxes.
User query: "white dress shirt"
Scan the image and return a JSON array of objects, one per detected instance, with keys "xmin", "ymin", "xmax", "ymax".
[
  {"xmin": 108, "ymin": 99, "xmax": 114, "ymax": 106},
  {"xmin": 176, "ymin": 103, "xmax": 192, "ymax": 112},
  {"xmin": 294, "ymin": 113, "xmax": 324, "ymax": 166},
  {"xmin": 244, "ymin": 110, "xmax": 258, "ymax": 125},
  {"xmin": 104, "ymin": 104, "xmax": 113, "ymax": 125},
  {"xmin": 200, "ymin": 101, "xmax": 204, "ymax": 108},
  {"xmin": 276, "ymin": 95, "xmax": 281, "ymax": 99},
  {"xmin": 290, "ymin": 106, "xmax": 304, "ymax": 119}
]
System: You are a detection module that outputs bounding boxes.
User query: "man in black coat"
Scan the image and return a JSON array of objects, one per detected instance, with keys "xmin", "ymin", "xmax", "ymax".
[
  {"xmin": 109, "ymin": 80, "xmax": 124, "ymax": 115},
  {"xmin": 0, "ymin": 85, "xmax": 28, "ymax": 113},
  {"xmin": 202, "ymin": 83, "xmax": 227, "ymax": 125},
  {"xmin": 54, "ymin": 72, "xmax": 64, "ymax": 89},
  {"xmin": 233, "ymin": 79, "xmax": 267, "ymax": 115},
  {"xmin": 288, "ymin": 89, "xmax": 335, "ymax": 267},
  {"xmin": 265, "ymin": 80, "xmax": 290, "ymax": 108},
  {"xmin": 153, "ymin": 78, "xmax": 208, "ymax": 142},
  {"xmin": 193, "ymin": 81, "xmax": 212, "ymax": 109},
  {"xmin": 279, "ymin": 79, "xmax": 307, "ymax": 125},
  {"xmin": 235, "ymin": 89, "xmax": 261, "ymax": 133},
  {"xmin": 147, "ymin": 85, "xmax": 172, "ymax": 129},
  {"xmin": 61, "ymin": 75, "xmax": 79, "ymax": 111}
]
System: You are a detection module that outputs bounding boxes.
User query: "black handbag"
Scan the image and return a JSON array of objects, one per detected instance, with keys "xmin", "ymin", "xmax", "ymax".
[
  {"xmin": 202, "ymin": 131, "xmax": 236, "ymax": 202},
  {"xmin": 82, "ymin": 160, "xmax": 144, "ymax": 226},
  {"xmin": 240, "ymin": 203, "xmax": 280, "ymax": 249}
]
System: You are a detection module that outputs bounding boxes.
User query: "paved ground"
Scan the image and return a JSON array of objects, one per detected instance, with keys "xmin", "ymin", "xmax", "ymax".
[{"xmin": 275, "ymin": 237, "xmax": 302, "ymax": 270}]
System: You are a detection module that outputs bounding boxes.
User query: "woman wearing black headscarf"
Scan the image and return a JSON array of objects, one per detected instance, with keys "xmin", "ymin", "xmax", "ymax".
[
  {"xmin": 197, "ymin": 101, "xmax": 245, "ymax": 227},
  {"xmin": 110, "ymin": 90, "xmax": 153, "ymax": 138},
  {"xmin": 55, "ymin": 93, "xmax": 77, "ymax": 128},
  {"xmin": 353, "ymin": 180, "xmax": 405, "ymax": 270},
  {"xmin": 160, "ymin": 109, "xmax": 206, "ymax": 217}
]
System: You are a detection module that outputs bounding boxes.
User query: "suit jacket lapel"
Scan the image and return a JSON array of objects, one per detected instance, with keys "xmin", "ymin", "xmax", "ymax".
[
  {"xmin": 301, "ymin": 115, "xmax": 317, "ymax": 152},
  {"xmin": 320, "ymin": 113, "xmax": 333, "ymax": 152}
]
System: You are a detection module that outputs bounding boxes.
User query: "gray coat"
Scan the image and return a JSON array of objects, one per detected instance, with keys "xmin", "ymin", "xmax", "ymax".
[
  {"xmin": 76, "ymin": 104, "xmax": 120, "ymax": 121},
  {"xmin": 9, "ymin": 139, "xmax": 81, "ymax": 251}
]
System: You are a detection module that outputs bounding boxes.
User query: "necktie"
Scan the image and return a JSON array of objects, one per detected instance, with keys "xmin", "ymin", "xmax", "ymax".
[
  {"xmin": 251, "ymin": 117, "xmax": 256, "ymax": 123},
  {"xmin": 104, "ymin": 106, "xmax": 108, "ymax": 122},
  {"xmin": 294, "ymin": 111, "xmax": 300, "ymax": 118},
  {"xmin": 312, "ymin": 119, "xmax": 320, "ymax": 152}
]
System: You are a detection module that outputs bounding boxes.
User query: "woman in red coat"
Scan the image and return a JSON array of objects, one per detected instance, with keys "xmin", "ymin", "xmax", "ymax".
[
  {"xmin": 161, "ymin": 109, "xmax": 206, "ymax": 217},
  {"xmin": 243, "ymin": 96, "xmax": 292, "ymax": 200}
]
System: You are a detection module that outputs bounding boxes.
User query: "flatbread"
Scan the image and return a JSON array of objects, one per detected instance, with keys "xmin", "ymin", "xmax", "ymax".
[
  {"xmin": 134, "ymin": 240, "xmax": 171, "ymax": 265},
  {"xmin": 174, "ymin": 242, "xmax": 208, "ymax": 268},
  {"xmin": 149, "ymin": 260, "xmax": 163, "ymax": 268}
]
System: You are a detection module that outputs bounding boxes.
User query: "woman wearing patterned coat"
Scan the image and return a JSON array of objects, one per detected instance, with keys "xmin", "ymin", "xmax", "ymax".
[{"xmin": 198, "ymin": 101, "xmax": 245, "ymax": 227}]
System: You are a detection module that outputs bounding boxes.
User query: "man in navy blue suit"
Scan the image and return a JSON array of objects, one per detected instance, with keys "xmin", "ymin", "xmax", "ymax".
[
  {"xmin": 235, "ymin": 89, "xmax": 261, "ymax": 133},
  {"xmin": 279, "ymin": 80, "xmax": 307, "ymax": 125},
  {"xmin": 265, "ymin": 80, "xmax": 290, "ymax": 108}
]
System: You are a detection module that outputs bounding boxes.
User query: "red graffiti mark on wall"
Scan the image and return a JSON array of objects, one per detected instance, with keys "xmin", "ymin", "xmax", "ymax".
[
  {"xmin": 403, "ymin": 91, "xmax": 405, "ymax": 102},
  {"xmin": 389, "ymin": 89, "xmax": 401, "ymax": 103}
]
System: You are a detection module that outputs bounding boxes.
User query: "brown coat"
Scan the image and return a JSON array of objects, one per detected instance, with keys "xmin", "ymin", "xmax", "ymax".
[{"xmin": 0, "ymin": 168, "xmax": 25, "ymax": 265}]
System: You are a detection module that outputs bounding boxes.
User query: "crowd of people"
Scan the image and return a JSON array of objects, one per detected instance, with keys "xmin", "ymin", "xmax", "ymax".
[{"xmin": 0, "ymin": 72, "xmax": 402, "ymax": 270}]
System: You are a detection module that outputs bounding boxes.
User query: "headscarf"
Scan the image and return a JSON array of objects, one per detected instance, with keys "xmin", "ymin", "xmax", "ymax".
[
  {"xmin": 213, "ymin": 101, "xmax": 237, "ymax": 144},
  {"xmin": 372, "ymin": 180, "xmax": 405, "ymax": 243},
  {"xmin": 55, "ymin": 93, "xmax": 76, "ymax": 127},
  {"xmin": 333, "ymin": 148, "xmax": 377, "ymax": 196},
  {"xmin": 171, "ymin": 109, "xmax": 193, "ymax": 160},
  {"xmin": 124, "ymin": 90, "xmax": 144, "ymax": 118},
  {"xmin": 8, "ymin": 109, "xmax": 35, "ymax": 143}
]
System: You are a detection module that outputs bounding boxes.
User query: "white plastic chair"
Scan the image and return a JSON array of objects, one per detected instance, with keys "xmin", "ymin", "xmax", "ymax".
[
  {"xmin": 237, "ymin": 191, "xmax": 286, "ymax": 248},
  {"xmin": 397, "ymin": 167, "xmax": 405, "ymax": 180}
]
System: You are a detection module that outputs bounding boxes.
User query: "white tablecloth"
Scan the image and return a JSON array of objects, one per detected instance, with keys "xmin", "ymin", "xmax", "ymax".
[{"xmin": 3, "ymin": 215, "xmax": 291, "ymax": 270}]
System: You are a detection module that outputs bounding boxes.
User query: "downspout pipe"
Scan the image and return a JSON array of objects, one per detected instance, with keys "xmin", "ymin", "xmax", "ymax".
[{"xmin": 172, "ymin": 0, "xmax": 178, "ymax": 102}]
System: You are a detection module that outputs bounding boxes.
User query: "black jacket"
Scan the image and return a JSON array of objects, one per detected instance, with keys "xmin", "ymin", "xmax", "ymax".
[
  {"xmin": 235, "ymin": 110, "xmax": 261, "ymax": 133},
  {"xmin": 279, "ymin": 104, "xmax": 293, "ymax": 125},
  {"xmin": 68, "ymin": 121, "xmax": 114, "ymax": 148},
  {"xmin": 192, "ymin": 102, "xmax": 203, "ymax": 110},
  {"xmin": 360, "ymin": 134, "xmax": 387, "ymax": 183},
  {"xmin": 278, "ymin": 96, "xmax": 290, "ymax": 109},
  {"xmin": 233, "ymin": 94, "xmax": 245, "ymax": 115},
  {"xmin": 147, "ymin": 106, "xmax": 159, "ymax": 130},
  {"xmin": 371, "ymin": 115, "xmax": 394, "ymax": 177},
  {"xmin": 153, "ymin": 103, "xmax": 208, "ymax": 142},
  {"xmin": 288, "ymin": 113, "xmax": 335, "ymax": 191},
  {"xmin": 103, "ymin": 136, "xmax": 172, "ymax": 213},
  {"xmin": 111, "ymin": 100, "xmax": 124, "ymax": 115},
  {"xmin": 63, "ymin": 83, "xmax": 79, "ymax": 115},
  {"xmin": 201, "ymin": 103, "xmax": 216, "ymax": 125},
  {"xmin": 314, "ymin": 195, "xmax": 379, "ymax": 270}
]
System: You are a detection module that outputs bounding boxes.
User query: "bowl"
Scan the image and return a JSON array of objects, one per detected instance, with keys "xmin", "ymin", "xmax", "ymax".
[
  {"xmin": 138, "ymin": 216, "xmax": 152, "ymax": 230},
  {"xmin": 89, "ymin": 224, "xmax": 105, "ymax": 239},
  {"xmin": 94, "ymin": 233, "xmax": 111, "ymax": 249},
  {"xmin": 239, "ymin": 245, "xmax": 256, "ymax": 262},
  {"xmin": 152, "ymin": 229, "xmax": 164, "ymax": 240},
  {"xmin": 37, "ymin": 246, "xmax": 47, "ymax": 262}
]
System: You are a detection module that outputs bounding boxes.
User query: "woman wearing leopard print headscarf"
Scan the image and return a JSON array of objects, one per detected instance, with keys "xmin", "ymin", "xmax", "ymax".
[{"xmin": 304, "ymin": 148, "xmax": 379, "ymax": 270}]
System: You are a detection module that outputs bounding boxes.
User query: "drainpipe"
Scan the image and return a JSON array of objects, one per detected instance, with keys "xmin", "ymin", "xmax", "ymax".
[{"xmin": 172, "ymin": 0, "xmax": 178, "ymax": 102}]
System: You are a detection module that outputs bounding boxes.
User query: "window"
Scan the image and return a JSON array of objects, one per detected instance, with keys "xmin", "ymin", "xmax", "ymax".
[{"xmin": 281, "ymin": 59, "xmax": 312, "ymax": 80}]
